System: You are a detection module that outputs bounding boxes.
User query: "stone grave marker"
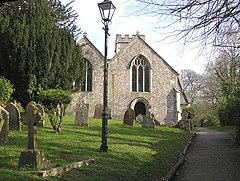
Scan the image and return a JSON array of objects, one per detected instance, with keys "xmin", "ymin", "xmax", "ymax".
[
  {"xmin": 179, "ymin": 110, "xmax": 190, "ymax": 131},
  {"xmin": 142, "ymin": 109, "xmax": 155, "ymax": 128},
  {"xmin": 17, "ymin": 101, "xmax": 49, "ymax": 170},
  {"xmin": 5, "ymin": 103, "xmax": 21, "ymax": 131},
  {"xmin": 142, "ymin": 115, "xmax": 155, "ymax": 128},
  {"xmin": 94, "ymin": 104, "xmax": 103, "ymax": 119},
  {"xmin": 135, "ymin": 114, "xmax": 144, "ymax": 124},
  {"xmin": 0, "ymin": 106, "xmax": 9, "ymax": 142},
  {"xmin": 21, "ymin": 104, "xmax": 43, "ymax": 127},
  {"xmin": 36, "ymin": 104, "xmax": 45, "ymax": 127},
  {"xmin": 75, "ymin": 103, "xmax": 89, "ymax": 127},
  {"xmin": 123, "ymin": 108, "xmax": 135, "ymax": 126}
]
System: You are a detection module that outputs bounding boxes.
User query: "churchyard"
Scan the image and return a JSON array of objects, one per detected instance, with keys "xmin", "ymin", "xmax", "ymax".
[{"xmin": 0, "ymin": 114, "xmax": 193, "ymax": 180}]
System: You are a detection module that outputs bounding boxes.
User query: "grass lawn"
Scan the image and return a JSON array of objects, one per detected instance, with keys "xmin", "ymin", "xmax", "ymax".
[{"xmin": 0, "ymin": 116, "xmax": 193, "ymax": 181}]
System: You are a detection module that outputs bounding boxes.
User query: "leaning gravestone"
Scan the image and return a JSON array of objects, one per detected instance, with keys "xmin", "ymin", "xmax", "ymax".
[
  {"xmin": 0, "ymin": 106, "xmax": 9, "ymax": 142},
  {"xmin": 123, "ymin": 108, "xmax": 135, "ymax": 126},
  {"xmin": 94, "ymin": 104, "xmax": 103, "ymax": 119},
  {"xmin": 142, "ymin": 115, "xmax": 155, "ymax": 128},
  {"xmin": 17, "ymin": 101, "xmax": 49, "ymax": 170},
  {"xmin": 36, "ymin": 104, "xmax": 45, "ymax": 127},
  {"xmin": 75, "ymin": 103, "xmax": 89, "ymax": 127},
  {"xmin": 142, "ymin": 109, "xmax": 155, "ymax": 128},
  {"xmin": 5, "ymin": 103, "xmax": 21, "ymax": 131}
]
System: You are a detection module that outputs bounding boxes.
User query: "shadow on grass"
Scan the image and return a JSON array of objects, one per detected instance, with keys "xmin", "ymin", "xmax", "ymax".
[{"xmin": 0, "ymin": 117, "xmax": 192, "ymax": 181}]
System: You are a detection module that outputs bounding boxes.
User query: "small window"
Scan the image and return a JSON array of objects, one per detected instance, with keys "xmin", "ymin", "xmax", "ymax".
[{"xmin": 82, "ymin": 59, "xmax": 93, "ymax": 91}]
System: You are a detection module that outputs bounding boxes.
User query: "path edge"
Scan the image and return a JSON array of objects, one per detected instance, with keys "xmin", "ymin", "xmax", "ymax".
[{"xmin": 164, "ymin": 132, "xmax": 197, "ymax": 181}]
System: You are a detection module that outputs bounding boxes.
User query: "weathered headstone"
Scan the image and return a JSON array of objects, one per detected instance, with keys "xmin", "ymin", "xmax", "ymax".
[
  {"xmin": 0, "ymin": 106, "xmax": 9, "ymax": 142},
  {"xmin": 135, "ymin": 114, "xmax": 144, "ymax": 124},
  {"xmin": 17, "ymin": 101, "xmax": 49, "ymax": 170},
  {"xmin": 75, "ymin": 103, "xmax": 89, "ymax": 127},
  {"xmin": 36, "ymin": 104, "xmax": 45, "ymax": 127},
  {"xmin": 142, "ymin": 116, "xmax": 155, "ymax": 128},
  {"xmin": 5, "ymin": 103, "xmax": 21, "ymax": 131},
  {"xmin": 123, "ymin": 108, "xmax": 135, "ymax": 126},
  {"xmin": 94, "ymin": 104, "xmax": 103, "ymax": 119},
  {"xmin": 142, "ymin": 109, "xmax": 155, "ymax": 128},
  {"xmin": 21, "ymin": 104, "xmax": 43, "ymax": 127},
  {"xmin": 178, "ymin": 110, "xmax": 191, "ymax": 131}
]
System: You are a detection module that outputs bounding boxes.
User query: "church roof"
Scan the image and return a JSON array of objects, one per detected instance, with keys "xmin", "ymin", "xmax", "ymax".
[
  {"xmin": 113, "ymin": 34, "xmax": 179, "ymax": 76},
  {"xmin": 78, "ymin": 33, "xmax": 104, "ymax": 59}
]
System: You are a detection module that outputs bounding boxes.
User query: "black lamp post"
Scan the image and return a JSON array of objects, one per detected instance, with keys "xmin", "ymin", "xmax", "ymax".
[{"xmin": 98, "ymin": 0, "xmax": 116, "ymax": 152}]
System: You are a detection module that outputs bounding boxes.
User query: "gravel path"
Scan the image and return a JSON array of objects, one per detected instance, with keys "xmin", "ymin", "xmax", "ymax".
[{"xmin": 173, "ymin": 127, "xmax": 240, "ymax": 181}]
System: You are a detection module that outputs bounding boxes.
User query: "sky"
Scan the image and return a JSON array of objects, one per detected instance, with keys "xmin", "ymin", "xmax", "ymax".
[{"xmin": 61, "ymin": 0, "xmax": 210, "ymax": 74}]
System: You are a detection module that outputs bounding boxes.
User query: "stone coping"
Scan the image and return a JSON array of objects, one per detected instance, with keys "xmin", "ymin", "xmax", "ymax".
[
  {"xmin": 164, "ymin": 132, "xmax": 197, "ymax": 181},
  {"xmin": 36, "ymin": 158, "xmax": 97, "ymax": 177}
]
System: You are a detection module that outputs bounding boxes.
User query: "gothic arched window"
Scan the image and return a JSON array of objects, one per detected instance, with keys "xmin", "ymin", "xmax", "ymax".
[
  {"xmin": 82, "ymin": 59, "xmax": 93, "ymax": 92},
  {"xmin": 131, "ymin": 55, "xmax": 150, "ymax": 92}
]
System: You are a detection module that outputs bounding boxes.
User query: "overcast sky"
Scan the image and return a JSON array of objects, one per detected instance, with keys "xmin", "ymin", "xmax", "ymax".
[{"xmin": 61, "ymin": 0, "xmax": 209, "ymax": 74}]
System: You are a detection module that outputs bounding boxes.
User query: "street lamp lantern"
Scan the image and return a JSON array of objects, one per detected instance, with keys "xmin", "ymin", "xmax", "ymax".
[
  {"xmin": 98, "ymin": 0, "xmax": 116, "ymax": 23},
  {"xmin": 98, "ymin": 0, "xmax": 115, "ymax": 152}
]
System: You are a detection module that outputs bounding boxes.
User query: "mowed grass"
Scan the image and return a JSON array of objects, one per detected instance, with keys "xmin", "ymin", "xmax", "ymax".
[{"xmin": 0, "ymin": 116, "xmax": 193, "ymax": 181}]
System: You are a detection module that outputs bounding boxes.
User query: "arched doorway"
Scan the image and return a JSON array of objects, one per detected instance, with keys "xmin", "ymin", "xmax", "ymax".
[
  {"xmin": 134, "ymin": 102, "xmax": 146, "ymax": 117},
  {"xmin": 129, "ymin": 97, "xmax": 150, "ymax": 118}
]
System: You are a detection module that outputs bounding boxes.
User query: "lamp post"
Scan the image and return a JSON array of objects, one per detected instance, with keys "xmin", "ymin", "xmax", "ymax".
[{"xmin": 98, "ymin": 0, "xmax": 116, "ymax": 152}]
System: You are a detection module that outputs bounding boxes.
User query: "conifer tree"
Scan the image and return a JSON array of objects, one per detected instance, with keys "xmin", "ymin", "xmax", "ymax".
[{"xmin": 0, "ymin": 0, "xmax": 84, "ymax": 106}]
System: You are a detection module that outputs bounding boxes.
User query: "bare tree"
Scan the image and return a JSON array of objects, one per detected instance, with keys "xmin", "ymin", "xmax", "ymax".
[
  {"xmin": 180, "ymin": 69, "xmax": 203, "ymax": 105},
  {"xmin": 134, "ymin": 0, "xmax": 240, "ymax": 48}
]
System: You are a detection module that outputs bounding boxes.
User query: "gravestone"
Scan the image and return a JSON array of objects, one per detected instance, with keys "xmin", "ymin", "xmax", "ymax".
[
  {"xmin": 0, "ymin": 106, "xmax": 9, "ymax": 142},
  {"xmin": 142, "ymin": 109, "xmax": 155, "ymax": 128},
  {"xmin": 94, "ymin": 104, "xmax": 103, "ymax": 119},
  {"xmin": 75, "ymin": 103, "xmax": 89, "ymax": 127},
  {"xmin": 17, "ymin": 101, "xmax": 49, "ymax": 170},
  {"xmin": 135, "ymin": 114, "xmax": 144, "ymax": 124},
  {"xmin": 142, "ymin": 115, "xmax": 155, "ymax": 128},
  {"xmin": 36, "ymin": 104, "xmax": 45, "ymax": 127},
  {"xmin": 21, "ymin": 104, "xmax": 43, "ymax": 127},
  {"xmin": 123, "ymin": 108, "xmax": 135, "ymax": 126},
  {"xmin": 178, "ymin": 110, "xmax": 190, "ymax": 131},
  {"xmin": 5, "ymin": 103, "xmax": 21, "ymax": 131}
]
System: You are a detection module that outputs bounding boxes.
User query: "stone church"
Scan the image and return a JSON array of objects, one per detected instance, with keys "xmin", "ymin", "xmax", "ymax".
[{"xmin": 66, "ymin": 32, "xmax": 189, "ymax": 125}]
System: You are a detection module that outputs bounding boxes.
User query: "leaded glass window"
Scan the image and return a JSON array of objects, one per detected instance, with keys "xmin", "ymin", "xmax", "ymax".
[
  {"xmin": 82, "ymin": 59, "xmax": 93, "ymax": 91},
  {"xmin": 130, "ymin": 55, "xmax": 150, "ymax": 92}
]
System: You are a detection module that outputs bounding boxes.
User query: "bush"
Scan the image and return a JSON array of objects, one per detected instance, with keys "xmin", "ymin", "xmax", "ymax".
[
  {"xmin": 38, "ymin": 89, "xmax": 72, "ymax": 109},
  {"xmin": 183, "ymin": 106, "xmax": 196, "ymax": 119},
  {"xmin": 201, "ymin": 114, "xmax": 220, "ymax": 127},
  {"xmin": 0, "ymin": 76, "xmax": 14, "ymax": 105},
  {"xmin": 38, "ymin": 89, "xmax": 72, "ymax": 133}
]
